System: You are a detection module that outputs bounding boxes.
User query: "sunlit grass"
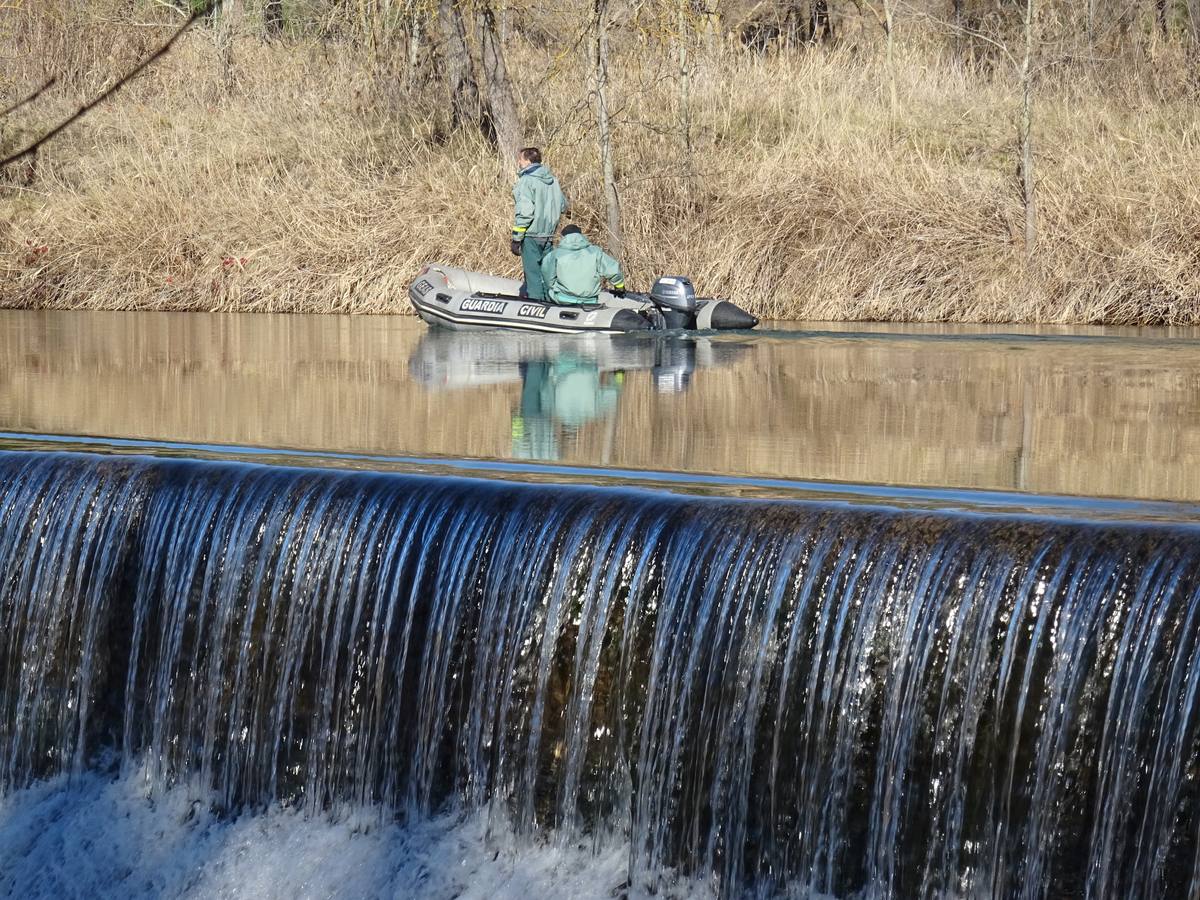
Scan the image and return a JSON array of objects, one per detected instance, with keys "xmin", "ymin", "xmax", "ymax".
[{"xmin": 1, "ymin": 11, "xmax": 1198, "ymax": 322}]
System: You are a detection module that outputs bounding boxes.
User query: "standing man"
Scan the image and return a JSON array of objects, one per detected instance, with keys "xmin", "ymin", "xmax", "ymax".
[{"xmin": 511, "ymin": 147, "xmax": 569, "ymax": 301}]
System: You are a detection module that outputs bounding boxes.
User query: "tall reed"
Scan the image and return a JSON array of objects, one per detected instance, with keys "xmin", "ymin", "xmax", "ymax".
[{"xmin": 2, "ymin": 6, "xmax": 1198, "ymax": 322}]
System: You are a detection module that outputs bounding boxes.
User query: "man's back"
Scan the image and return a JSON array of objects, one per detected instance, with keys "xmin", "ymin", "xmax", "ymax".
[
  {"xmin": 541, "ymin": 232, "xmax": 624, "ymax": 305},
  {"xmin": 512, "ymin": 165, "xmax": 568, "ymax": 241}
]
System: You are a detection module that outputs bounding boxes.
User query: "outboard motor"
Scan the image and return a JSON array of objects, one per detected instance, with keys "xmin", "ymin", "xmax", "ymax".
[{"xmin": 650, "ymin": 276, "xmax": 698, "ymax": 329}]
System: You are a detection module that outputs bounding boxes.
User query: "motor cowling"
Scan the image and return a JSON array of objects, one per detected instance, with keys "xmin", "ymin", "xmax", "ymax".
[{"xmin": 650, "ymin": 276, "xmax": 698, "ymax": 329}]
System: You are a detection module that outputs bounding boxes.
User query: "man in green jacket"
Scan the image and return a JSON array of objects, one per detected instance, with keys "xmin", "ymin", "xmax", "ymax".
[
  {"xmin": 540, "ymin": 225, "xmax": 626, "ymax": 305},
  {"xmin": 510, "ymin": 147, "xmax": 569, "ymax": 301}
]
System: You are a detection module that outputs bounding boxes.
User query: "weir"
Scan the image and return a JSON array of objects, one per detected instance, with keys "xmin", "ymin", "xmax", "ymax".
[{"xmin": 2, "ymin": 449, "xmax": 1200, "ymax": 898}]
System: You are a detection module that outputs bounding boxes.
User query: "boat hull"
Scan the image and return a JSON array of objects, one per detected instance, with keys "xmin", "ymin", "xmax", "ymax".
[{"xmin": 409, "ymin": 265, "xmax": 757, "ymax": 334}]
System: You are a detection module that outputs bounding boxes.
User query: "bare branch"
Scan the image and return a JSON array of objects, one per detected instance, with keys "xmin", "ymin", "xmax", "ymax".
[
  {"xmin": 898, "ymin": 3, "xmax": 1019, "ymax": 69},
  {"xmin": 146, "ymin": 0, "xmax": 193, "ymax": 18},
  {"xmin": 0, "ymin": 3, "xmax": 215, "ymax": 171},
  {"xmin": 1, "ymin": 78, "xmax": 57, "ymax": 120}
]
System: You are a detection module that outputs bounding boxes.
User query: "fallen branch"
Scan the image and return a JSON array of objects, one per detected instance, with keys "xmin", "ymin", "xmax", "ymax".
[{"xmin": 0, "ymin": 2, "xmax": 215, "ymax": 170}]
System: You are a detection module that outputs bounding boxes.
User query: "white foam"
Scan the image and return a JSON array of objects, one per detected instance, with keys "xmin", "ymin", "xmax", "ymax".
[{"xmin": 0, "ymin": 767, "xmax": 689, "ymax": 900}]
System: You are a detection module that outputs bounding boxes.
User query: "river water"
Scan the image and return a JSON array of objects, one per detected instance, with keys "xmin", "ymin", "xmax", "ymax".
[
  {"xmin": 3, "ymin": 310, "xmax": 1200, "ymax": 502},
  {"xmin": 2, "ymin": 311, "xmax": 1200, "ymax": 899}
]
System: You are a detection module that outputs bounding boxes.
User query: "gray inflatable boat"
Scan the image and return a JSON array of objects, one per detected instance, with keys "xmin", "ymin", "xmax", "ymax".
[{"xmin": 409, "ymin": 264, "xmax": 758, "ymax": 334}]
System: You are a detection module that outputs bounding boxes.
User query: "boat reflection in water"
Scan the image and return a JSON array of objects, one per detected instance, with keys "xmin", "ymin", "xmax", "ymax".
[{"xmin": 408, "ymin": 330, "xmax": 751, "ymax": 461}]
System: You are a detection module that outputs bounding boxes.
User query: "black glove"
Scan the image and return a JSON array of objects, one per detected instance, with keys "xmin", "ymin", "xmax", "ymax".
[
  {"xmin": 610, "ymin": 287, "xmax": 625, "ymax": 298},
  {"xmin": 510, "ymin": 239, "xmax": 523, "ymax": 257}
]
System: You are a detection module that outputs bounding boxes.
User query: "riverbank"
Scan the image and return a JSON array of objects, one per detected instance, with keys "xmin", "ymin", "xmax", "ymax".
[{"xmin": 3, "ymin": 20, "xmax": 1199, "ymax": 322}]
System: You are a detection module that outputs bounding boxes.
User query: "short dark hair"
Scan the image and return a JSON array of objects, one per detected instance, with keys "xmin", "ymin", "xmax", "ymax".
[
  {"xmin": 562, "ymin": 224, "xmax": 582, "ymax": 236},
  {"xmin": 519, "ymin": 147, "xmax": 542, "ymax": 164}
]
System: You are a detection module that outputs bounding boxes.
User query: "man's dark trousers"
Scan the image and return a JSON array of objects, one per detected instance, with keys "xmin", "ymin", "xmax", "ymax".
[{"xmin": 521, "ymin": 238, "xmax": 552, "ymax": 300}]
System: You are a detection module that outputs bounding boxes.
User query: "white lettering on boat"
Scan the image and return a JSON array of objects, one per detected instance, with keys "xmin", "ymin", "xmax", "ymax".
[
  {"xmin": 518, "ymin": 304, "xmax": 548, "ymax": 319},
  {"xmin": 460, "ymin": 298, "xmax": 507, "ymax": 315}
]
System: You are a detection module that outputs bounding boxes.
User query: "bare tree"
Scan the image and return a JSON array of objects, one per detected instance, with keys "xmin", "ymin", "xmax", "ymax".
[
  {"xmin": 438, "ymin": 0, "xmax": 492, "ymax": 140},
  {"xmin": 593, "ymin": 0, "xmax": 624, "ymax": 258},
  {"xmin": 1019, "ymin": 0, "xmax": 1036, "ymax": 258},
  {"xmin": 432, "ymin": 0, "xmax": 521, "ymax": 161},
  {"xmin": 216, "ymin": 0, "xmax": 244, "ymax": 93},
  {"xmin": 883, "ymin": 0, "xmax": 897, "ymax": 126},
  {"xmin": 678, "ymin": 0, "xmax": 693, "ymax": 157},
  {"xmin": 405, "ymin": 0, "xmax": 425, "ymax": 89},
  {"xmin": 809, "ymin": 0, "xmax": 832, "ymax": 41},
  {"xmin": 475, "ymin": 2, "xmax": 522, "ymax": 163}
]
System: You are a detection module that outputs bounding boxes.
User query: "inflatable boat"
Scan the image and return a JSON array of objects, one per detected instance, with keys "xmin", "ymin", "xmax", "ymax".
[{"xmin": 409, "ymin": 264, "xmax": 758, "ymax": 334}]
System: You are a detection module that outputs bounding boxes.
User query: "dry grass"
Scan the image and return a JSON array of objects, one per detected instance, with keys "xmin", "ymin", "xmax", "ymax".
[{"xmin": 1, "ymin": 9, "xmax": 1199, "ymax": 322}]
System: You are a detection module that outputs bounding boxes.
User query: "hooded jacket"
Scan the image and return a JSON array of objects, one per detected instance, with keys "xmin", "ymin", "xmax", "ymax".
[
  {"xmin": 512, "ymin": 165, "xmax": 569, "ymax": 242},
  {"xmin": 540, "ymin": 232, "xmax": 625, "ymax": 305}
]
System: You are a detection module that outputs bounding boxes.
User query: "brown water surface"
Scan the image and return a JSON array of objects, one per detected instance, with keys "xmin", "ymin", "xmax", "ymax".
[{"xmin": 2, "ymin": 309, "xmax": 1198, "ymax": 501}]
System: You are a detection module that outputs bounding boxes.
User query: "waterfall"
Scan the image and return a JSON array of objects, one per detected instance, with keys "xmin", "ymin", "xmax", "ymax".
[{"xmin": 1, "ymin": 449, "xmax": 1199, "ymax": 898}]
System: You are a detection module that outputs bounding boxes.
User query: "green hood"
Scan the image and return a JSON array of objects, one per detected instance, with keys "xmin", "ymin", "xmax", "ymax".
[
  {"xmin": 556, "ymin": 232, "xmax": 591, "ymax": 252},
  {"xmin": 520, "ymin": 164, "xmax": 558, "ymax": 185}
]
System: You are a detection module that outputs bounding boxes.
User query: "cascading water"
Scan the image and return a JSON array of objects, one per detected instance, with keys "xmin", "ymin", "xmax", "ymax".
[{"xmin": 1, "ymin": 449, "xmax": 1199, "ymax": 898}]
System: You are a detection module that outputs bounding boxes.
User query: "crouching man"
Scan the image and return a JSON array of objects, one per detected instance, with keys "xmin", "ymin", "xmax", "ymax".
[{"xmin": 540, "ymin": 225, "xmax": 626, "ymax": 305}]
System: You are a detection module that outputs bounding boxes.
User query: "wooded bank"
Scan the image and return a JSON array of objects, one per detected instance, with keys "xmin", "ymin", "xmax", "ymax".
[{"xmin": 1, "ymin": 0, "xmax": 1198, "ymax": 322}]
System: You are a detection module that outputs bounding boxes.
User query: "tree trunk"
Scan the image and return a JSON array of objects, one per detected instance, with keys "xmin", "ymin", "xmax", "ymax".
[
  {"xmin": 357, "ymin": 0, "xmax": 385, "ymax": 67},
  {"xmin": 1155, "ymin": 0, "xmax": 1168, "ymax": 38},
  {"xmin": 1189, "ymin": 0, "xmax": 1200, "ymax": 44},
  {"xmin": 475, "ymin": 2, "xmax": 522, "ymax": 164},
  {"xmin": 809, "ymin": 0, "xmax": 832, "ymax": 42},
  {"xmin": 263, "ymin": 0, "xmax": 284, "ymax": 38},
  {"xmin": 678, "ymin": 0, "xmax": 692, "ymax": 156},
  {"xmin": 951, "ymin": 0, "xmax": 964, "ymax": 56},
  {"xmin": 1019, "ymin": 0, "xmax": 1036, "ymax": 259},
  {"xmin": 883, "ymin": 0, "xmax": 897, "ymax": 126},
  {"xmin": 216, "ymin": 0, "xmax": 243, "ymax": 94},
  {"xmin": 437, "ymin": 0, "xmax": 487, "ymax": 134},
  {"xmin": 405, "ymin": 4, "xmax": 424, "ymax": 89},
  {"xmin": 593, "ymin": 0, "xmax": 624, "ymax": 259}
]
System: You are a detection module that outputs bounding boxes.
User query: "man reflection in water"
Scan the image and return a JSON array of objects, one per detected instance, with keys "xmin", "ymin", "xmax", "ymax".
[
  {"xmin": 510, "ymin": 355, "xmax": 624, "ymax": 460},
  {"xmin": 509, "ymin": 340, "xmax": 700, "ymax": 461}
]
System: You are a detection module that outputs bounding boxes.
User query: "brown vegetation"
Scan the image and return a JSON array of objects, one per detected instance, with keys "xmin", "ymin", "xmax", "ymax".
[{"xmin": 1, "ymin": 0, "xmax": 1199, "ymax": 322}]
